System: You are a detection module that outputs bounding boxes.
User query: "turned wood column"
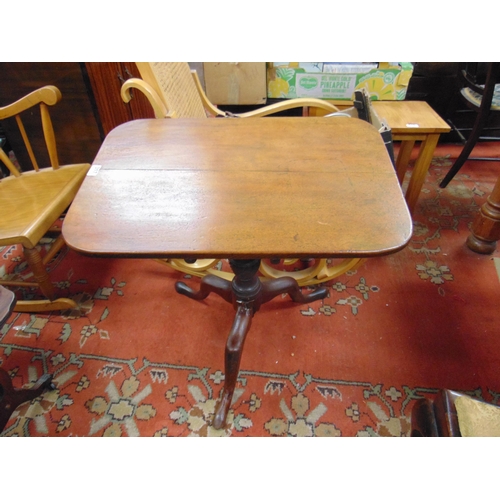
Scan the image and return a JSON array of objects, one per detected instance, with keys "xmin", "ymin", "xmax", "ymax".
[{"xmin": 467, "ymin": 175, "xmax": 500, "ymax": 254}]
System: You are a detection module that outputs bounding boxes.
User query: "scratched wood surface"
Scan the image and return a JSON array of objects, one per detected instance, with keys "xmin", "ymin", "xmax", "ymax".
[{"xmin": 63, "ymin": 118, "xmax": 412, "ymax": 259}]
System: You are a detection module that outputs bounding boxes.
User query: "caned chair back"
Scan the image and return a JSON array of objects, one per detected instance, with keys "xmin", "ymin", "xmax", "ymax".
[{"xmin": 135, "ymin": 62, "xmax": 208, "ymax": 118}]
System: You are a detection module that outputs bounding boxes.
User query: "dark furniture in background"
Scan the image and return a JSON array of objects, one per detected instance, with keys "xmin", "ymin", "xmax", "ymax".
[
  {"xmin": 439, "ymin": 62, "xmax": 500, "ymax": 187},
  {"xmin": 411, "ymin": 389, "xmax": 462, "ymax": 436},
  {"xmin": 2, "ymin": 62, "xmax": 499, "ymax": 177},
  {"xmin": 406, "ymin": 63, "xmax": 461, "ymax": 119},
  {"xmin": 84, "ymin": 62, "xmax": 155, "ymax": 136},
  {"xmin": 0, "ymin": 286, "xmax": 54, "ymax": 431}
]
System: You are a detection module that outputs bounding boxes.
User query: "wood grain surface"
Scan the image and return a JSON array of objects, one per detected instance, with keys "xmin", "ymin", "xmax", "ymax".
[{"xmin": 63, "ymin": 118, "xmax": 412, "ymax": 259}]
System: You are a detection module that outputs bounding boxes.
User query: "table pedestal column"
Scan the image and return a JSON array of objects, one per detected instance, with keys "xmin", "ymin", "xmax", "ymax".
[{"xmin": 175, "ymin": 258, "xmax": 328, "ymax": 429}]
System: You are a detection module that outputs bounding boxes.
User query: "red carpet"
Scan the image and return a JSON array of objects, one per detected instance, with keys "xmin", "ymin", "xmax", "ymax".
[{"xmin": 1, "ymin": 143, "xmax": 500, "ymax": 437}]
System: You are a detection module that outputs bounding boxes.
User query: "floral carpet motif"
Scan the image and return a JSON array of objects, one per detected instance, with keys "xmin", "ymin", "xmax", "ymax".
[{"xmin": 1, "ymin": 145, "xmax": 500, "ymax": 437}]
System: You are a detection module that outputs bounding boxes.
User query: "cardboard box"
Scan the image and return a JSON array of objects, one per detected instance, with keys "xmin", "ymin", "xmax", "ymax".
[
  {"xmin": 267, "ymin": 62, "xmax": 413, "ymax": 101},
  {"xmin": 204, "ymin": 63, "xmax": 267, "ymax": 105}
]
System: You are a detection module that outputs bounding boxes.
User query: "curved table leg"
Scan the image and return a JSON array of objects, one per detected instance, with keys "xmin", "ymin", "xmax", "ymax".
[
  {"xmin": 213, "ymin": 303, "xmax": 253, "ymax": 429},
  {"xmin": 175, "ymin": 274, "xmax": 233, "ymax": 304},
  {"xmin": 261, "ymin": 276, "xmax": 329, "ymax": 304}
]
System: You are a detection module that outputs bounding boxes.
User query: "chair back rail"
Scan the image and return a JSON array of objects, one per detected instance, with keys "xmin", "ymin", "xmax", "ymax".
[{"xmin": 0, "ymin": 86, "xmax": 62, "ymax": 175}]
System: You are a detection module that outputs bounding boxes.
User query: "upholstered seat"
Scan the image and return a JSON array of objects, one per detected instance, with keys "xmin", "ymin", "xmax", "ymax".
[{"xmin": 461, "ymin": 83, "xmax": 500, "ymax": 111}]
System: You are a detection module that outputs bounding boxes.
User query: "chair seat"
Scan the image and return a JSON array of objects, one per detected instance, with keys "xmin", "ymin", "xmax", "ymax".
[
  {"xmin": 455, "ymin": 395, "xmax": 500, "ymax": 437},
  {"xmin": 461, "ymin": 83, "xmax": 500, "ymax": 110},
  {"xmin": 0, "ymin": 163, "xmax": 90, "ymax": 248}
]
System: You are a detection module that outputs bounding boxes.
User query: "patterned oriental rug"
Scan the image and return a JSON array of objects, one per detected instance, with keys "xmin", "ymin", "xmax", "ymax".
[{"xmin": 1, "ymin": 143, "xmax": 500, "ymax": 437}]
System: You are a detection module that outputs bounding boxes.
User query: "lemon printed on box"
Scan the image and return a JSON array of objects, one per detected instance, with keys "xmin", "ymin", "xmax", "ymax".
[
  {"xmin": 268, "ymin": 67, "xmax": 297, "ymax": 98},
  {"xmin": 355, "ymin": 70, "xmax": 397, "ymax": 100},
  {"xmin": 356, "ymin": 77, "xmax": 394, "ymax": 100},
  {"xmin": 269, "ymin": 78, "xmax": 289, "ymax": 98}
]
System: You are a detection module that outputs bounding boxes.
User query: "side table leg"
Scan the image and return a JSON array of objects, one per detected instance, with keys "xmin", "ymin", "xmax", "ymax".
[
  {"xmin": 466, "ymin": 175, "xmax": 500, "ymax": 254},
  {"xmin": 396, "ymin": 139, "xmax": 415, "ymax": 184},
  {"xmin": 406, "ymin": 134, "xmax": 439, "ymax": 214}
]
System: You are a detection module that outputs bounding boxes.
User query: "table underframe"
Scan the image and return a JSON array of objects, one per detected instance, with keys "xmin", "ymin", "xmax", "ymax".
[{"xmin": 175, "ymin": 258, "xmax": 328, "ymax": 429}]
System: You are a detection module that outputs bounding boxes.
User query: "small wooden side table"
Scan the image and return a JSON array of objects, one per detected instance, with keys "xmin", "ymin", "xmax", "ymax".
[{"xmin": 373, "ymin": 101, "xmax": 451, "ymax": 214}]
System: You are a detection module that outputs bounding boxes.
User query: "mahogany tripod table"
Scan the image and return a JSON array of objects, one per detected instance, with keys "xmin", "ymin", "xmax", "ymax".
[{"xmin": 63, "ymin": 117, "xmax": 412, "ymax": 429}]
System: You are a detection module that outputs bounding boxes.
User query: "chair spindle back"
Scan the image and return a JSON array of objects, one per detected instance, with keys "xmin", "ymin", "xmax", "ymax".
[{"xmin": 0, "ymin": 86, "xmax": 62, "ymax": 177}]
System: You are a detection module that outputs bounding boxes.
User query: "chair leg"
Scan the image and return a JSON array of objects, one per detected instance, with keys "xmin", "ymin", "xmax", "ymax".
[
  {"xmin": 7, "ymin": 246, "xmax": 78, "ymax": 313},
  {"xmin": 411, "ymin": 398, "xmax": 439, "ymax": 436},
  {"xmin": 439, "ymin": 106, "xmax": 492, "ymax": 188},
  {"xmin": 23, "ymin": 246, "xmax": 56, "ymax": 300}
]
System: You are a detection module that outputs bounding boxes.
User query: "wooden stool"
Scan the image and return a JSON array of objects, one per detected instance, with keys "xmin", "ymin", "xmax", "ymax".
[
  {"xmin": 373, "ymin": 101, "xmax": 451, "ymax": 214},
  {"xmin": 0, "ymin": 286, "xmax": 54, "ymax": 431}
]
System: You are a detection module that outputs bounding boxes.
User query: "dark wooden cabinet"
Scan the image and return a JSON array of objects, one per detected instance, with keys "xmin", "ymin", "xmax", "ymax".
[{"xmin": 84, "ymin": 63, "xmax": 154, "ymax": 136}]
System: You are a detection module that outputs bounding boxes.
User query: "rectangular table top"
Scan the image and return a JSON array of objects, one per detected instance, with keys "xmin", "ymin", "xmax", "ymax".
[{"xmin": 62, "ymin": 117, "xmax": 412, "ymax": 259}]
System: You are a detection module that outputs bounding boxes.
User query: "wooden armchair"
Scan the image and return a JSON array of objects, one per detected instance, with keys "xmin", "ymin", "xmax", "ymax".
[
  {"xmin": 120, "ymin": 62, "xmax": 342, "ymax": 119},
  {"xmin": 0, "ymin": 86, "xmax": 90, "ymax": 313}
]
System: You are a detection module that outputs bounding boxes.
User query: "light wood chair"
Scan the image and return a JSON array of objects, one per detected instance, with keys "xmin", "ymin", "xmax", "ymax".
[
  {"xmin": 120, "ymin": 62, "xmax": 342, "ymax": 119},
  {"xmin": 120, "ymin": 65, "xmax": 389, "ymax": 286},
  {"xmin": 0, "ymin": 86, "xmax": 90, "ymax": 313}
]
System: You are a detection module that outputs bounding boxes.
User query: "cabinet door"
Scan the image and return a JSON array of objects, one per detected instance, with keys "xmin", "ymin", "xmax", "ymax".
[
  {"xmin": 85, "ymin": 63, "xmax": 131, "ymax": 137},
  {"xmin": 119, "ymin": 63, "xmax": 156, "ymax": 120},
  {"xmin": 85, "ymin": 62, "xmax": 155, "ymax": 137}
]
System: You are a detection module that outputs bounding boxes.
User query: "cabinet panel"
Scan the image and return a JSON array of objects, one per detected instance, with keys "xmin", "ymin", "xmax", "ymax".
[{"xmin": 85, "ymin": 62, "xmax": 154, "ymax": 136}]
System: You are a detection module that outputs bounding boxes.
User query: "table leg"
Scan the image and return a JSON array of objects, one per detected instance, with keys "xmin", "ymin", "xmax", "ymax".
[
  {"xmin": 405, "ymin": 133, "xmax": 440, "ymax": 214},
  {"xmin": 395, "ymin": 139, "xmax": 415, "ymax": 185},
  {"xmin": 466, "ymin": 174, "xmax": 500, "ymax": 254},
  {"xmin": 0, "ymin": 371, "xmax": 54, "ymax": 431},
  {"xmin": 175, "ymin": 258, "xmax": 328, "ymax": 429}
]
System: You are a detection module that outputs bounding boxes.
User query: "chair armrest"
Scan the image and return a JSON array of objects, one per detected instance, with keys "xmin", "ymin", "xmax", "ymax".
[
  {"xmin": 234, "ymin": 98, "xmax": 340, "ymax": 118},
  {"xmin": 190, "ymin": 70, "xmax": 227, "ymax": 117},
  {"xmin": 0, "ymin": 86, "xmax": 61, "ymax": 120},
  {"xmin": 120, "ymin": 78, "xmax": 172, "ymax": 119}
]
